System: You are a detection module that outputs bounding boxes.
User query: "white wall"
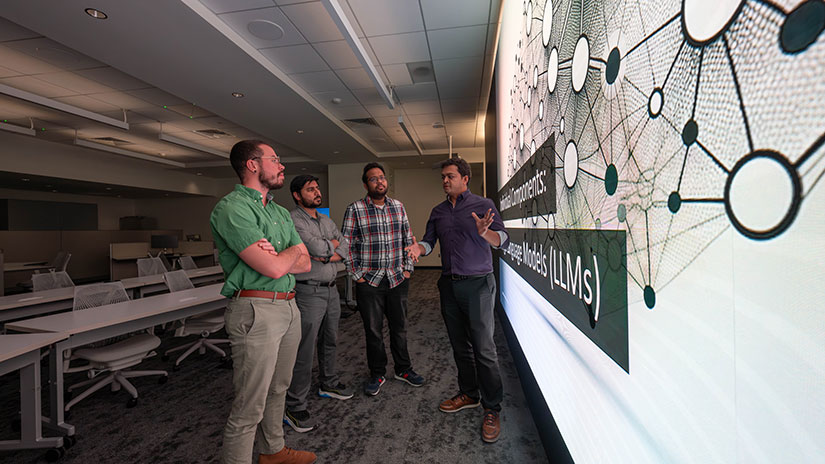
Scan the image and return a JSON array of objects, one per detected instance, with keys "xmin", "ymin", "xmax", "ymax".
[{"xmin": 393, "ymin": 167, "xmax": 444, "ymax": 267}]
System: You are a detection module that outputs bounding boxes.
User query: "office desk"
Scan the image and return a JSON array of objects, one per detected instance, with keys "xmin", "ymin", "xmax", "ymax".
[
  {"xmin": 0, "ymin": 266, "xmax": 225, "ymax": 326},
  {"xmin": 3, "ymin": 262, "xmax": 52, "ymax": 273},
  {"xmin": 120, "ymin": 265, "xmax": 224, "ymax": 298},
  {"xmin": 0, "ymin": 333, "xmax": 67, "ymax": 453},
  {"xmin": 6, "ymin": 284, "xmax": 226, "ymax": 435}
]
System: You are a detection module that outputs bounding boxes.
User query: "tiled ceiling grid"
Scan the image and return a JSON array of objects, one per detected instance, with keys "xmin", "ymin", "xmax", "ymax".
[{"xmin": 202, "ymin": 0, "xmax": 501, "ymax": 154}]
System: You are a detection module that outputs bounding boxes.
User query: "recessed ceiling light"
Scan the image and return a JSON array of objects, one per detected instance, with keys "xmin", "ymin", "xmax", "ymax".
[
  {"xmin": 331, "ymin": 97, "xmax": 342, "ymax": 105},
  {"xmin": 419, "ymin": 161, "xmax": 425, "ymax": 165},
  {"xmin": 232, "ymin": 92, "xmax": 244, "ymax": 98},
  {"xmin": 51, "ymin": 189, "xmax": 58, "ymax": 193},
  {"xmin": 46, "ymin": 184, "xmax": 53, "ymax": 188},
  {"xmin": 333, "ymin": 150, "xmax": 340, "ymax": 154},
  {"xmin": 432, "ymin": 122, "xmax": 444, "ymax": 129},
  {"xmin": 296, "ymin": 129, "xmax": 304, "ymax": 134},
  {"xmin": 196, "ymin": 172, "xmax": 203, "ymax": 176},
  {"xmin": 105, "ymin": 187, "xmax": 112, "ymax": 190},
  {"xmin": 301, "ymin": 167, "xmax": 307, "ymax": 171},
  {"xmin": 21, "ymin": 178, "xmax": 30, "ymax": 182},
  {"xmin": 85, "ymin": 8, "xmax": 107, "ymax": 19}
]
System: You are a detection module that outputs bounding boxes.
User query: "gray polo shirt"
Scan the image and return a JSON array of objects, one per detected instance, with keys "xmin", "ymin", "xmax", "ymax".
[{"xmin": 290, "ymin": 206, "xmax": 349, "ymax": 283}]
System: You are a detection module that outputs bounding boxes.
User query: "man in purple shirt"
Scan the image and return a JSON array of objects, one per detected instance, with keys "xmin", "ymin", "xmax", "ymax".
[{"xmin": 406, "ymin": 157, "xmax": 509, "ymax": 443}]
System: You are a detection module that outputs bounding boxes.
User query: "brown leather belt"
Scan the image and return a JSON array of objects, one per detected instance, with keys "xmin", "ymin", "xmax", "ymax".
[{"xmin": 234, "ymin": 289, "xmax": 295, "ymax": 300}]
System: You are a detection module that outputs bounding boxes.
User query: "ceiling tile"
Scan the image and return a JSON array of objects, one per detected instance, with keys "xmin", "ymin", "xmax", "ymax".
[
  {"xmin": 351, "ymin": 87, "xmax": 386, "ymax": 106},
  {"xmin": 420, "ymin": 0, "xmax": 490, "ymax": 29},
  {"xmin": 427, "ymin": 25, "xmax": 487, "ymax": 60},
  {"xmin": 127, "ymin": 88, "xmax": 189, "ymax": 107},
  {"xmin": 312, "ymin": 89, "xmax": 359, "ymax": 108},
  {"xmin": 200, "ymin": 0, "xmax": 276, "ymax": 14},
  {"xmin": 393, "ymin": 83, "xmax": 438, "ymax": 102},
  {"xmin": 88, "ymin": 92, "xmax": 155, "ymax": 110},
  {"xmin": 443, "ymin": 112, "xmax": 477, "ymax": 123},
  {"xmin": 219, "ymin": 7, "xmax": 306, "ymax": 49},
  {"xmin": 130, "ymin": 106, "xmax": 191, "ymax": 123},
  {"xmin": 0, "ymin": 16, "xmax": 40, "ymax": 42},
  {"xmin": 281, "ymin": 2, "xmax": 344, "ymax": 43},
  {"xmin": 347, "ymin": 0, "xmax": 424, "ymax": 37},
  {"xmin": 4, "ymin": 38, "xmax": 104, "ymax": 70},
  {"xmin": 433, "ymin": 56, "xmax": 483, "ymax": 83},
  {"xmin": 314, "ymin": 40, "xmax": 361, "ymax": 70},
  {"xmin": 0, "ymin": 65, "xmax": 21, "ymax": 78},
  {"xmin": 365, "ymin": 104, "xmax": 401, "ymax": 118},
  {"xmin": 381, "ymin": 64, "xmax": 412, "ymax": 86},
  {"xmin": 368, "ymin": 32, "xmax": 429, "ymax": 65},
  {"xmin": 35, "ymin": 72, "xmax": 115, "ymax": 95},
  {"xmin": 401, "ymin": 100, "xmax": 440, "ymax": 115},
  {"xmin": 408, "ymin": 113, "xmax": 443, "ymax": 126},
  {"xmin": 327, "ymin": 104, "xmax": 370, "ymax": 120},
  {"xmin": 374, "ymin": 116, "xmax": 401, "ymax": 128},
  {"xmin": 440, "ymin": 98, "xmax": 478, "ymax": 113},
  {"xmin": 75, "ymin": 67, "xmax": 151, "ymax": 91},
  {"xmin": 260, "ymin": 44, "xmax": 328, "ymax": 73},
  {"xmin": 0, "ymin": 76, "xmax": 75, "ymax": 98},
  {"xmin": 445, "ymin": 122, "xmax": 476, "ymax": 134},
  {"xmin": 0, "ymin": 44, "xmax": 62, "ymax": 75},
  {"xmin": 53, "ymin": 95, "xmax": 120, "ymax": 113},
  {"xmin": 453, "ymin": 133, "xmax": 476, "ymax": 146},
  {"xmin": 335, "ymin": 67, "xmax": 374, "ymax": 89},
  {"xmin": 289, "ymin": 70, "xmax": 347, "ymax": 93},
  {"xmin": 437, "ymin": 79, "xmax": 479, "ymax": 99}
]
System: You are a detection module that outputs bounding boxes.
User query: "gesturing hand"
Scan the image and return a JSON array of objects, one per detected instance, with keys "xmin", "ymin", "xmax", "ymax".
[
  {"xmin": 404, "ymin": 236, "xmax": 422, "ymax": 263},
  {"xmin": 256, "ymin": 238, "xmax": 278, "ymax": 255},
  {"xmin": 471, "ymin": 209, "xmax": 495, "ymax": 237}
]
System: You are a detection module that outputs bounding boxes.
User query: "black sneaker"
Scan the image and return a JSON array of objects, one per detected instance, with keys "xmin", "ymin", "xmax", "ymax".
[
  {"xmin": 318, "ymin": 383, "xmax": 354, "ymax": 400},
  {"xmin": 283, "ymin": 409, "xmax": 317, "ymax": 433},
  {"xmin": 394, "ymin": 368, "xmax": 425, "ymax": 387},
  {"xmin": 364, "ymin": 376, "xmax": 386, "ymax": 396}
]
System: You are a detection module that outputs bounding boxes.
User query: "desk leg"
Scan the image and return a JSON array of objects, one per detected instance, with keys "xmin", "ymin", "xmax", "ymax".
[
  {"xmin": 0, "ymin": 351, "xmax": 63, "ymax": 451},
  {"xmin": 43, "ymin": 341, "xmax": 74, "ymax": 437}
]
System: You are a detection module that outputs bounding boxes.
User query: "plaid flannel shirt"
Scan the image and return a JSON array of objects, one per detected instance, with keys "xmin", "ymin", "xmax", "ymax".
[{"xmin": 341, "ymin": 195, "xmax": 415, "ymax": 288}]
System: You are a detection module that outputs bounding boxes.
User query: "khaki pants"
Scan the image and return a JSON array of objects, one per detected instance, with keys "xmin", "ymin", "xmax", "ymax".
[{"xmin": 221, "ymin": 296, "xmax": 301, "ymax": 464}]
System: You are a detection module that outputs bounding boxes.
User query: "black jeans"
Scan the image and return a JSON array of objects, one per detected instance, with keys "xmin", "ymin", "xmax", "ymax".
[
  {"xmin": 437, "ymin": 273, "xmax": 503, "ymax": 411},
  {"xmin": 356, "ymin": 278, "xmax": 412, "ymax": 377}
]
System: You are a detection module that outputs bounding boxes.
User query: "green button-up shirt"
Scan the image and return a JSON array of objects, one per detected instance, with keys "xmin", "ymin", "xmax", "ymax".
[{"xmin": 210, "ymin": 184, "xmax": 303, "ymax": 297}]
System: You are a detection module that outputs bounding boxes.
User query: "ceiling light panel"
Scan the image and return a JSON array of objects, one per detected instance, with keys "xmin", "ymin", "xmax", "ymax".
[
  {"xmin": 219, "ymin": 7, "xmax": 305, "ymax": 49},
  {"xmin": 312, "ymin": 40, "xmax": 361, "ymax": 70},
  {"xmin": 380, "ymin": 63, "xmax": 413, "ymax": 86},
  {"xmin": 199, "ymin": 0, "xmax": 275, "ymax": 15},
  {"xmin": 281, "ymin": 2, "xmax": 344, "ymax": 43},
  {"xmin": 367, "ymin": 32, "xmax": 430, "ymax": 65},
  {"xmin": 426, "ymin": 25, "xmax": 488, "ymax": 60},
  {"xmin": 420, "ymin": 0, "xmax": 491, "ymax": 30},
  {"xmin": 347, "ymin": 0, "xmax": 424, "ymax": 37},
  {"xmin": 259, "ymin": 44, "xmax": 328, "ymax": 74}
]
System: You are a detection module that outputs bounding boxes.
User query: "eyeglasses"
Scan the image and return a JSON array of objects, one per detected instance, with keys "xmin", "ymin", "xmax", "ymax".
[
  {"xmin": 367, "ymin": 175, "xmax": 386, "ymax": 184},
  {"xmin": 254, "ymin": 156, "xmax": 281, "ymax": 164}
]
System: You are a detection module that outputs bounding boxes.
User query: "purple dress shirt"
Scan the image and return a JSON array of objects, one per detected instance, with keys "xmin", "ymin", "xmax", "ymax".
[{"xmin": 420, "ymin": 190, "xmax": 509, "ymax": 276}]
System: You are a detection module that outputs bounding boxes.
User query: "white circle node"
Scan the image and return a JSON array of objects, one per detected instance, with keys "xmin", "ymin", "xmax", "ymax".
[
  {"xmin": 533, "ymin": 66, "xmax": 539, "ymax": 88},
  {"xmin": 542, "ymin": 0, "xmax": 554, "ymax": 47},
  {"xmin": 563, "ymin": 141, "xmax": 579, "ymax": 188},
  {"xmin": 649, "ymin": 89, "xmax": 663, "ymax": 116},
  {"xmin": 539, "ymin": 100, "xmax": 544, "ymax": 120},
  {"xmin": 526, "ymin": 1, "xmax": 533, "ymax": 35},
  {"xmin": 547, "ymin": 48, "xmax": 559, "ymax": 93},
  {"xmin": 519, "ymin": 124, "xmax": 525, "ymax": 150},
  {"xmin": 572, "ymin": 36, "xmax": 590, "ymax": 93},
  {"xmin": 683, "ymin": 0, "xmax": 744, "ymax": 44},
  {"xmin": 729, "ymin": 156, "xmax": 794, "ymax": 234},
  {"xmin": 560, "ymin": 117, "xmax": 565, "ymax": 134}
]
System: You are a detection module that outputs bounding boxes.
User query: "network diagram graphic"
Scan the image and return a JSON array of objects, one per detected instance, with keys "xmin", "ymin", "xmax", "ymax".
[{"xmin": 505, "ymin": 0, "xmax": 825, "ymax": 308}]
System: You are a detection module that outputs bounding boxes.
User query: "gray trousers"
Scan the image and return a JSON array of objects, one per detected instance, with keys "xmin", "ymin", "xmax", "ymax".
[
  {"xmin": 221, "ymin": 296, "xmax": 301, "ymax": 464},
  {"xmin": 286, "ymin": 283, "xmax": 342, "ymax": 412}
]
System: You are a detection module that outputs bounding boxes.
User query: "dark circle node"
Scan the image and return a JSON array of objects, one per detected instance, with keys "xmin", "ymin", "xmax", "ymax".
[
  {"xmin": 617, "ymin": 203, "xmax": 627, "ymax": 222},
  {"xmin": 605, "ymin": 47, "xmax": 620, "ymax": 84},
  {"xmin": 668, "ymin": 191, "xmax": 681, "ymax": 213},
  {"xmin": 644, "ymin": 285, "xmax": 656, "ymax": 309},
  {"xmin": 780, "ymin": 0, "xmax": 825, "ymax": 54},
  {"xmin": 682, "ymin": 119, "xmax": 698, "ymax": 146},
  {"xmin": 605, "ymin": 164, "xmax": 618, "ymax": 195},
  {"xmin": 723, "ymin": 149, "xmax": 802, "ymax": 240}
]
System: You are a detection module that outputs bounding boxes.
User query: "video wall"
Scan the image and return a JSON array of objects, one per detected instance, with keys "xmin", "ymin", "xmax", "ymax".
[{"xmin": 495, "ymin": 1, "xmax": 825, "ymax": 462}]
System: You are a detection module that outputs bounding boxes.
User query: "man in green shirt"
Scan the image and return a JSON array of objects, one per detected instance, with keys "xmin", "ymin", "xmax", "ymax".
[{"xmin": 210, "ymin": 140, "xmax": 316, "ymax": 464}]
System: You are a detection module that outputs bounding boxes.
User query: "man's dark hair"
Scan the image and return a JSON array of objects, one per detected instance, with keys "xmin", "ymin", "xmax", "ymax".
[
  {"xmin": 230, "ymin": 139, "xmax": 266, "ymax": 180},
  {"xmin": 290, "ymin": 174, "xmax": 320, "ymax": 204},
  {"xmin": 361, "ymin": 162, "xmax": 386, "ymax": 184},
  {"xmin": 440, "ymin": 157, "xmax": 471, "ymax": 180}
]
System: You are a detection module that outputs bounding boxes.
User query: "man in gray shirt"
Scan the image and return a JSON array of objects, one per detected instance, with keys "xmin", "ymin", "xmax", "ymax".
[{"xmin": 284, "ymin": 175, "xmax": 354, "ymax": 433}]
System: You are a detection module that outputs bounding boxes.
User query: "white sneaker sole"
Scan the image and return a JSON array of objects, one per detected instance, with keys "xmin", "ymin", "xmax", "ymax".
[
  {"xmin": 393, "ymin": 374, "xmax": 424, "ymax": 387},
  {"xmin": 318, "ymin": 389, "xmax": 354, "ymax": 400},
  {"xmin": 283, "ymin": 415, "xmax": 317, "ymax": 433}
]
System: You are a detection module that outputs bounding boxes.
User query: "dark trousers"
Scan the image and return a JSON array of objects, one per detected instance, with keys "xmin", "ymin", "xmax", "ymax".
[
  {"xmin": 437, "ymin": 273, "xmax": 503, "ymax": 411},
  {"xmin": 356, "ymin": 278, "xmax": 412, "ymax": 377}
]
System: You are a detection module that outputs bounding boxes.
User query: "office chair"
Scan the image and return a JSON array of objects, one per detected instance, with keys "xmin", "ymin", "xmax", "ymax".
[
  {"xmin": 19, "ymin": 251, "xmax": 72, "ymax": 291},
  {"xmin": 162, "ymin": 271, "xmax": 229, "ymax": 368},
  {"xmin": 64, "ymin": 282, "xmax": 167, "ymax": 411},
  {"xmin": 177, "ymin": 255, "xmax": 197, "ymax": 270},
  {"xmin": 136, "ymin": 257, "xmax": 166, "ymax": 277},
  {"xmin": 32, "ymin": 271, "xmax": 74, "ymax": 292}
]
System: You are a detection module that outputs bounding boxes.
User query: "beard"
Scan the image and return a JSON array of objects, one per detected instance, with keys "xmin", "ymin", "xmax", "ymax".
[
  {"xmin": 259, "ymin": 170, "xmax": 284, "ymax": 190},
  {"xmin": 300, "ymin": 195, "xmax": 321, "ymax": 208},
  {"xmin": 367, "ymin": 185, "xmax": 386, "ymax": 200}
]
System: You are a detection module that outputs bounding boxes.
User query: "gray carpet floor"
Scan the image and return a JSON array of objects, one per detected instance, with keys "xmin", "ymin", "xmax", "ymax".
[{"xmin": 0, "ymin": 269, "xmax": 546, "ymax": 463}]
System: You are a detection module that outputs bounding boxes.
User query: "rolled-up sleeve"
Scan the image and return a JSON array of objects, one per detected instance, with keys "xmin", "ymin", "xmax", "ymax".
[{"xmin": 210, "ymin": 200, "xmax": 263, "ymax": 255}]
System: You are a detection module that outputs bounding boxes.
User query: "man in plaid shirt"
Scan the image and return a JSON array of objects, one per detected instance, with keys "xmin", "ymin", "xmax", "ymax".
[{"xmin": 342, "ymin": 162, "xmax": 425, "ymax": 396}]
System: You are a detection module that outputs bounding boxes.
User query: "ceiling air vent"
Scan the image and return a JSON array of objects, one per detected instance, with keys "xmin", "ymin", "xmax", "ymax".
[
  {"xmin": 193, "ymin": 128, "xmax": 232, "ymax": 138},
  {"xmin": 343, "ymin": 117, "xmax": 379, "ymax": 127},
  {"xmin": 406, "ymin": 61, "xmax": 435, "ymax": 84},
  {"xmin": 92, "ymin": 136, "xmax": 133, "ymax": 146}
]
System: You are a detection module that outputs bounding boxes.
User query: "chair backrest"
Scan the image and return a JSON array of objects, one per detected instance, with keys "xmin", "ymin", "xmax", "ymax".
[
  {"xmin": 177, "ymin": 255, "xmax": 197, "ymax": 270},
  {"xmin": 164, "ymin": 270, "xmax": 194, "ymax": 292},
  {"xmin": 32, "ymin": 271, "xmax": 74, "ymax": 292},
  {"xmin": 52, "ymin": 251, "xmax": 71, "ymax": 272},
  {"xmin": 137, "ymin": 257, "xmax": 166, "ymax": 277},
  {"xmin": 72, "ymin": 282, "xmax": 129, "ymax": 312},
  {"xmin": 158, "ymin": 254, "xmax": 173, "ymax": 272}
]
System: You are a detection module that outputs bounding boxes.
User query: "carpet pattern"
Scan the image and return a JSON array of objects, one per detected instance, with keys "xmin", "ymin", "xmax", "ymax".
[{"xmin": 0, "ymin": 270, "xmax": 546, "ymax": 463}]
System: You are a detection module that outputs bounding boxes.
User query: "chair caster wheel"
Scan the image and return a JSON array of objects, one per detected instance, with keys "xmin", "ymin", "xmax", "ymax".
[
  {"xmin": 44, "ymin": 446, "xmax": 65, "ymax": 462},
  {"xmin": 126, "ymin": 397, "xmax": 138, "ymax": 408},
  {"xmin": 64, "ymin": 435, "xmax": 77, "ymax": 448},
  {"xmin": 161, "ymin": 354, "xmax": 170, "ymax": 362},
  {"xmin": 158, "ymin": 375, "xmax": 169, "ymax": 384}
]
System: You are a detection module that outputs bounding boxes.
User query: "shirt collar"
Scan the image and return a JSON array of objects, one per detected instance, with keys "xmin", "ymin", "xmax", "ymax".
[
  {"xmin": 364, "ymin": 195, "xmax": 391, "ymax": 207},
  {"xmin": 234, "ymin": 184, "xmax": 272, "ymax": 203},
  {"xmin": 446, "ymin": 189, "xmax": 471, "ymax": 203}
]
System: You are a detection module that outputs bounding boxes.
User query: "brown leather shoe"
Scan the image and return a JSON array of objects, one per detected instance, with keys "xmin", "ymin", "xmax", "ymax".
[
  {"xmin": 259, "ymin": 446, "xmax": 317, "ymax": 464},
  {"xmin": 481, "ymin": 409, "xmax": 500, "ymax": 443},
  {"xmin": 439, "ymin": 393, "xmax": 481, "ymax": 413}
]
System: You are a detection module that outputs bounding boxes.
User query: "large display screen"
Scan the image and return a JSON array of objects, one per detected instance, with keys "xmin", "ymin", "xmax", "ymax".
[{"xmin": 495, "ymin": 1, "xmax": 825, "ymax": 462}]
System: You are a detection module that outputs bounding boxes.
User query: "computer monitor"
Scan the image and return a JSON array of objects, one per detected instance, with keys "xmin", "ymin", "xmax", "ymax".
[
  {"xmin": 316, "ymin": 207, "xmax": 330, "ymax": 217},
  {"xmin": 150, "ymin": 234, "xmax": 178, "ymax": 251}
]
